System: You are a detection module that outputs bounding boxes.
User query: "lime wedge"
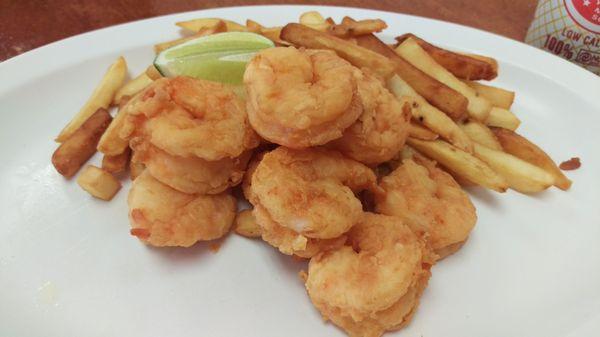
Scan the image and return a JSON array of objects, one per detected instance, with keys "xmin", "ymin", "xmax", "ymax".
[{"xmin": 154, "ymin": 32, "xmax": 274, "ymax": 85}]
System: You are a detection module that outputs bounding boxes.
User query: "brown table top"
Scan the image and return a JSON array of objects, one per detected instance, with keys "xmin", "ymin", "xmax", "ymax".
[{"xmin": 0, "ymin": 0, "xmax": 537, "ymax": 61}]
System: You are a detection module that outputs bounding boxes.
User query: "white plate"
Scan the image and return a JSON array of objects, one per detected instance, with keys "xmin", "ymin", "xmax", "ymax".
[{"xmin": 1, "ymin": 5, "xmax": 599, "ymax": 337}]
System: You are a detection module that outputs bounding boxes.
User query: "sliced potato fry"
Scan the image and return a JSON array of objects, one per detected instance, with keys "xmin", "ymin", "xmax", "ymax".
[
  {"xmin": 396, "ymin": 33, "xmax": 498, "ymax": 80},
  {"xmin": 407, "ymin": 138, "xmax": 508, "ymax": 192},
  {"xmin": 175, "ymin": 18, "xmax": 246, "ymax": 32},
  {"xmin": 129, "ymin": 157, "xmax": 145, "ymax": 181},
  {"xmin": 113, "ymin": 72, "xmax": 153, "ymax": 105},
  {"xmin": 459, "ymin": 120, "xmax": 503, "ymax": 150},
  {"xmin": 102, "ymin": 147, "xmax": 131, "ymax": 174},
  {"xmin": 52, "ymin": 108, "xmax": 113, "ymax": 178},
  {"xmin": 245, "ymin": 19, "xmax": 287, "ymax": 45},
  {"xmin": 329, "ymin": 17, "xmax": 387, "ymax": 37},
  {"xmin": 486, "ymin": 107, "xmax": 521, "ymax": 130},
  {"xmin": 299, "ymin": 11, "xmax": 331, "ymax": 31},
  {"xmin": 492, "ymin": 127, "xmax": 571, "ymax": 190},
  {"xmin": 280, "ymin": 23, "xmax": 396, "ymax": 79},
  {"xmin": 56, "ymin": 57, "xmax": 126, "ymax": 142},
  {"xmin": 155, "ymin": 20, "xmax": 227, "ymax": 53},
  {"xmin": 395, "ymin": 38, "xmax": 492, "ymax": 121},
  {"xmin": 355, "ymin": 33, "xmax": 468, "ymax": 120},
  {"xmin": 467, "ymin": 81, "xmax": 515, "ymax": 109},
  {"xmin": 409, "ymin": 122, "xmax": 438, "ymax": 141},
  {"xmin": 97, "ymin": 100, "xmax": 131, "ymax": 156},
  {"xmin": 233, "ymin": 209, "xmax": 262, "ymax": 238},
  {"xmin": 472, "ymin": 143, "xmax": 554, "ymax": 194},
  {"xmin": 77, "ymin": 165, "xmax": 121, "ymax": 201},
  {"xmin": 145, "ymin": 64, "xmax": 163, "ymax": 80},
  {"xmin": 388, "ymin": 75, "xmax": 473, "ymax": 153}
]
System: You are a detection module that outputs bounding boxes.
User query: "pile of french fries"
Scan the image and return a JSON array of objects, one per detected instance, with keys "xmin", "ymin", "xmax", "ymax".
[{"xmin": 51, "ymin": 11, "xmax": 573, "ymax": 201}]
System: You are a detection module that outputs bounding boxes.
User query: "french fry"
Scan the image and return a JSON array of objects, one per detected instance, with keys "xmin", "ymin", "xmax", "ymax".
[
  {"xmin": 102, "ymin": 147, "xmax": 131, "ymax": 174},
  {"xmin": 280, "ymin": 23, "xmax": 396, "ymax": 79},
  {"xmin": 155, "ymin": 20, "xmax": 227, "ymax": 53},
  {"xmin": 352, "ymin": 31, "xmax": 468, "ymax": 120},
  {"xmin": 113, "ymin": 72, "xmax": 153, "ymax": 105},
  {"xmin": 77, "ymin": 165, "xmax": 121, "ymax": 201},
  {"xmin": 396, "ymin": 33, "xmax": 498, "ymax": 80},
  {"xmin": 492, "ymin": 128, "xmax": 571, "ymax": 190},
  {"xmin": 145, "ymin": 64, "xmax": 163, "ymax": 80},
  {"xmin": 175, "ymin": 18, "xmax": 246, "ymax": 32},
  {"xmin": 52, "ymin": 108, "xmax": 113, "ymax": 178},
  {"xmin": 233, "ymin": 209, "xmax": 262, "ymax": 238},
  {"xmin": 459, "ymin": 120, "xmax": 503, "ymax": 150},
  {"xmin": 129, "ymin": 157, "xmax": 145, "ymax": 180},
  {"xmin": 486, "ymin": 107, "xmax": 521, "ymax": 130},
  {"xmin": 467, "ymin": 81, "xmax": 515, "ymax": 109},
  {"xmin": 409, "ymin": 122, "xmax": 439, "ymax": 141},
  {"xmin": 395, "ymin": 38, "xmax": 492, "ymax": 121},
  {"xmin": 299, "ymin": 11, "xmax": 331, "ymax": 31},
  {"xmin": 388, "ymin": 75, "xmax": 473, "ymax": 153},
  {"xmin": 97, "ymin": 99, "xmax": 131, "ymax": 156},
  {"xmin": 245, "ymin": 19, "xmax": 287, "ymax": 45},
  {"xmin": 472, "ymin": 143, "xmax": 555, "ymax": 194},
  {"xmin": 407, "ymin": 138, "xmax": 508, "ymax": 192},
  {"xmin": 56, "ymin": 57, "xmax": 126, "ymax": 142},
  {"xmin": 328, "ymin": 17, "xmax": 387, "ymax": 37}
]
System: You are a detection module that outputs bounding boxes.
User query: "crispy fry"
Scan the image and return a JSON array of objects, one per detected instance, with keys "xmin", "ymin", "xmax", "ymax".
[
  {"xmin": 129, "ymin": 157, "xmax": 145, "ymax": 181},
  {"xmin": 52, "ymin": 108, "xmax": 112, "ymax": 178},
  {"xmin": 233, "ymin": 209, "xmax": 262, "ymax": 238},
  {"xmin": 77, "ymin": 165, "xmax": 121, "ymax": 201},
  {"xmin": 466, "ymin": 81, "xmax": 515, "ymax": 109},
  {"xmin": 56, "ymin": 57, "xmax": 126, "ymax": 142},
  {"xmin": 175, "ymin": 18, "xmax": 246, "ymax": 32},
  {"xmin": 409, "ymin": 122, "xmax": 439, "ymax": 141},
  {"xmin": 396, "ymin": 34, "xmax": 498, "ymax": 80},
  {"xmin": 155, "ymin": 20, "xmax": 227, "ymax": 53},
  {"xmin": 280, "ymin": 23, "xmax": 396, "ymax": 79},
  {"xmin": 492, "ymin": 127, "xmax": 572, "ymax": 190},
  {"xmin": 328, "ymin": 17, "xmax": 387, "ymax": 37},
  {"xmin": 459, "ymin": 119, "xmax": 502, "ymax": 150},
  {"xmin": 113, "ymin": 72, "xmax": 153, "ymax": 105},
  {"xmin": 407, "ymin": 138, "xmax": 508, "ymax": 192},
  {"xmin": 97, "ymin": 100, "xmax": 130, "ymax": 156},
  {"xmin": 145, "ymin": 64, "xmax": 163, "ymax": 80},
  {"xmin": 245, "ymin": 19, "xmax": 288, "ymax": 45},
  {"xmin": 388, "ymin": 75, "xmax": 473, "ymax": 152},
  {"xmin": 299, "ymin": 11, "xmax": 331, "ymax": 31},
  {"xmin": 354, "ymin": 33, "xmax": 468, "ymax": 120},
  {"xmin": 486, "ymin": 107, "xmax": 521, "ymax": 130},
  {"xmin": 472, "ymin": 143, "xmax": 554, "ymax": 194},
  {"xmin": 101, "ymin": 147, "xmax": 131, "ymax": 174},
  {"xmin": 395, "ymin": 38, "xmax": 492, "ymax": 121}
]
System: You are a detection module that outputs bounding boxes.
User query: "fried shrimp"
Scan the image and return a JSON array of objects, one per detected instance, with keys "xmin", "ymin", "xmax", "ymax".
[
  {"xmin": 244, "ymin": 47, "xmax": 363, "ymax": 148},
  {"xmin": 248, "ymin": 147, "xmax": 377, "ymax": 256},
  {"xmin": 375, "ymin": 158, "xmax": 477, "ymax": 259},
  {"xmin": 131, "ymin": 140, "xmax": 250, "ymax": 194},
  {"xmin": 128, "ymin": 171, "xmax": 236, "ymax": 247},
  {"xmin": 330, "ymin": 72, "xmax": 411, "ymax": 165},
  {"xmin": 121, "ymin": 76, "xmax": 258, "ymax": 160},
  {"xmin": 306, "ymin": 213, "xmax": 433, "ymax": 337}
]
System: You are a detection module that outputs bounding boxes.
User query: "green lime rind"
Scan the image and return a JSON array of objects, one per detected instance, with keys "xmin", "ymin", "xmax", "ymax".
[{"xmin": 154, "ymin": 32, "xmax": 274, "ymax": 85}]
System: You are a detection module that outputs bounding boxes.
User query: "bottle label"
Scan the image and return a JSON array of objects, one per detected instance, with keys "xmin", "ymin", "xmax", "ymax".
[{"xmin": 525, "ymin": 0, "xmax": 600, "ymax": 75}]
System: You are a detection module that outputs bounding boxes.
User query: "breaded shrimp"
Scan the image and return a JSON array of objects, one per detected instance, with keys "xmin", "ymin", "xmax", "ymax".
[
  {"xmin": 244, "ymin": 47, "xmax": 363, "ymax": 148},
  {"xmin": 248, "ymin": 147, "xmax": 376, "ymax": 257},
  {"xmin": 306, "ymin": 213, "xmax": 433, "ymax": 337},
  {"xmin": 330, "ymin": 72, "xmax": 411, "ymax": 165},
  {"xmin": 128, "ymin": 171, "xmax": 236, "ymax": 247},
  {"xmin": 131, "ymin": 139, "xmax": 250, "ymax": 194},
  {"xmin": 121, "ymin": 76, "xmax": 259, "ymax": 161},
  {"xmin": 375, "ymin": 158, "xmax": 477, "ymax": 259}
]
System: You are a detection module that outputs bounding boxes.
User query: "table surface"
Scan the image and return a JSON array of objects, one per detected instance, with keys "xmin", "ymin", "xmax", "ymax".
[{"xmin": 0, "ymin": 0, "xmax": 538, "ymax": 61}]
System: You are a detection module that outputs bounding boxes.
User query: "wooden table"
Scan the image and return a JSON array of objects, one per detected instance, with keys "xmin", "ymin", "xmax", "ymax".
[{"xmin": 0, "ymin": 0, "xmax": 537, "ymax": 61}]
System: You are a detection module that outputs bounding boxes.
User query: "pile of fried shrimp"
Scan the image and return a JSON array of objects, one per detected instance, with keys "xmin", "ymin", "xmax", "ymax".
[{"xmin": 51, "ymin": 11, "xmax": 576, "ymax": 337}]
